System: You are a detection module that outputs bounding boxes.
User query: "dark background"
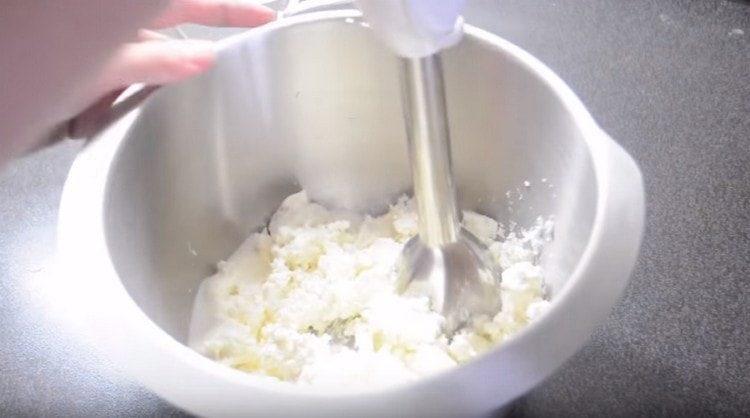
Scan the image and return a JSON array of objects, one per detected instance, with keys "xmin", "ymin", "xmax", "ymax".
[
  {"xmin": 466, "ymin": 1, "xmax": 749, "ymax": 416},
  {"xmin": 1, "ymin": 0, "xmax": 748, "ymax": 416}
]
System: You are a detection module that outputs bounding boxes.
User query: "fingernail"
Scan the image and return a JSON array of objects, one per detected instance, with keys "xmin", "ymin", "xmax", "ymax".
[
  {"xmin": 138, "ymin": 28, "xmax": 170, "ymax": 41},
  {"xmin": 248, "ymin": 3, "xmax": 277, "ymax": 21},
  {"xmin": 264, "ymin": 6, "xmax": 279, "ymax": 22}
]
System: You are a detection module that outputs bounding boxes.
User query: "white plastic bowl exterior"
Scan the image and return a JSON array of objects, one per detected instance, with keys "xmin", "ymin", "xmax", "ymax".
[{"xmin": 58, "ymin": 9, "xmax": 644, "ymax": 418}]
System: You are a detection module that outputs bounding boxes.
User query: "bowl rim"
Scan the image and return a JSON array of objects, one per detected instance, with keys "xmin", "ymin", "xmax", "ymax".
[{"xmin": 57, "ymin": 6, "xmax": 641, "ymax": 409}]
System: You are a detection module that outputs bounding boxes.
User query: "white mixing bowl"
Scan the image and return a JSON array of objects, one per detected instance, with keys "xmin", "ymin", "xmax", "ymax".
[{"xmin": 58, "ymin": 8, "xmax": 644, "ymax": 417}]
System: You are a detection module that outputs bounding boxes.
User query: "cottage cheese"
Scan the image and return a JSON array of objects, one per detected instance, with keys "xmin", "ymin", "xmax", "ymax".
[{"xmin": 189, "ymin": 191, "xmax": 551, "ymax": 390}]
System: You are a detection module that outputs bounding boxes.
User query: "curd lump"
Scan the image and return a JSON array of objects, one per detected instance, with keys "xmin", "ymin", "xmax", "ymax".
[{"xmin": 189, "ymin": 191, "xmax": 552, "ymax": 390}]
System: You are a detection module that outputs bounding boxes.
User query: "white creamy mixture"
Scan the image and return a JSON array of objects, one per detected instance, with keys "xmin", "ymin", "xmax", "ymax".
[{"xmin": 189, "ymin": 191, "xmax": 552, "ymax": 390}]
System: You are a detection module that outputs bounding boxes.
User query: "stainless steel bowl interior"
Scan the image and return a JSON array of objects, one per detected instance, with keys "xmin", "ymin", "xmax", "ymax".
[{"xmin": 104, "ymin": 16, "xmax": 596, "ymax": 343}]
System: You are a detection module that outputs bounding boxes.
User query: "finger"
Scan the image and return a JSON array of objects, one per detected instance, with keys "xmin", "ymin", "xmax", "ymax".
[
  {"xmin": 70, "ymin": 86, "xmax": 160, "ymax": 139},
  {"xmin": 33, "ymin": 88, "xmax": 128, "ymax": 150},
  {"xmin": 138, "ymin": 29, "xmax": 171, "ymax": 42},
  {"xmin": 151, "ymin": 0, "xmax": 276, "ymax": 29},
  {"xmin": 68, "ymin": 88, "xmax": 128, "ymax": 138},
  {"xmin": 97, "ymin": 39, "xmax": 216, "ymax": 92}
]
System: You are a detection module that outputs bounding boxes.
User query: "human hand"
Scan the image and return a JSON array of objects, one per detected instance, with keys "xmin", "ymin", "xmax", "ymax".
[
  {"xmin": 45, "ymin": 0, "xmax": 275, "ymax": 145},
  {"xmin": 94, "ymin": 0, "xmax": 274, "ymax": 95}
]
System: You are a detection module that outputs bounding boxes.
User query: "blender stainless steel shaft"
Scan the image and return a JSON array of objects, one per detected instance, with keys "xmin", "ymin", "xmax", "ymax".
[
  {"xmin": 354, "ymin": 0, "xmax": 499, "ymax": 333},
  {"xmin": 402, "ymin": 55, "xmax": 460, "ymax": 247},
  {"xmin": 399, "ymin": 54, "xmax": 501, "ymax": 334}
]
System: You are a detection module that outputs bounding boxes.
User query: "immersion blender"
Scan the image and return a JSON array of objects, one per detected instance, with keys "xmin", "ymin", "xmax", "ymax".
[{"xmin": 356, "ymin": 0, "xmax": 501, "ymax": 333}]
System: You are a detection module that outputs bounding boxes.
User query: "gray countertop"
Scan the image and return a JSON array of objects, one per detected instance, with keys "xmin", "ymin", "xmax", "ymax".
[{"xmin": 1, "ymin": 0, "xmax": 748, "ymax": 416}]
